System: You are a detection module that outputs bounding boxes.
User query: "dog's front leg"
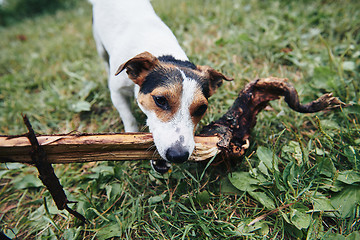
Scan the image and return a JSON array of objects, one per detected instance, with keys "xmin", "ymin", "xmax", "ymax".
[
  {"xmin": 109, "ymin": 75, "xmax": 139, "ymax": 132},
  {"xmin": 110, "ymin": 89, "xmax": 138, "ymax": 132}
]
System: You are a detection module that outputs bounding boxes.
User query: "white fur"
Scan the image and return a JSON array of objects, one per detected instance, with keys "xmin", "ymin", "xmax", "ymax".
[
  {"xmin": 139, "ymin": 70, "xmax": 197, "ymax": 160},
  {"xmin": 92, "ymin": 0, "xmax": 188, "ymax": 132},
  {"xmin": 91, "ymin": 0, "xmax": 197, "ymax": 162}
]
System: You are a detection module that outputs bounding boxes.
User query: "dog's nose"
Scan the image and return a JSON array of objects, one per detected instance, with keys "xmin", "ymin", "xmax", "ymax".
[{"xmin": 166, "ymin": 146, "xmax": 189, "ymax": 163}]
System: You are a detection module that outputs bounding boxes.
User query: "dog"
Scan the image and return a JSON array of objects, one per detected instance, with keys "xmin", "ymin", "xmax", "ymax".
[{"xmin": 91, "ymin": 0, "xmax": 232, "ymax": 173}]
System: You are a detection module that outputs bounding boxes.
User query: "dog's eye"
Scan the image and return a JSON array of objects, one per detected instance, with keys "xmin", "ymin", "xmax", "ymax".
[
  {"xmin": 153, "ymin": 96, "xmax": 170, "ymax": 110},
  {"xmin": 193, "ymin": 104, "xmax": 208, "ymax": 117}
]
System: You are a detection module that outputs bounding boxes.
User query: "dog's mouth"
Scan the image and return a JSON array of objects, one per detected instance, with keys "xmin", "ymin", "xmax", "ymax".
[{"xmin": 150, "ymin": 159, "xmax": 172, "ymax": 174}]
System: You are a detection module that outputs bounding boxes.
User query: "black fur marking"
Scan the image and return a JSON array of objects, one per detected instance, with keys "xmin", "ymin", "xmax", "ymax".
[
  {"xmin": 180, "ymin": 69, "xmax": 211, "ymax": 99},
  {"xmin": 140, "ymin": 66, "xmax": 183, "ymax": 94},
  {"xmin": 140, "ymin": 55, "xmax": 211, "ymax": 98},
  {"xmin": 200, "ymin": 81, "xmax": 210, "ymax": 99},
  {"xmin": 158, "ymin": 55, "xmax": 197, "ymax": 69}
]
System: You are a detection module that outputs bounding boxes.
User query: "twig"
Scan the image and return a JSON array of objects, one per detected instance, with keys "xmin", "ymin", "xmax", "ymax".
[{"xmin": 22, "ymin": 114, "xmax": 87, "ymax": 223}]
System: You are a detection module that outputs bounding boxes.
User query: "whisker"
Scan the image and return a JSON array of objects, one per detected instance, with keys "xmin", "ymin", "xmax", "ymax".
[
  {"xmin": 146, "ymin": 143, "xmax": 156, "ymax": 152},
  {"xmin": 140, "ymin": 125, "xmax": 148, "ymax": 132},
  {"xmin": 151, "ymin": 149, "xmax": 161, "ymax": 159}
]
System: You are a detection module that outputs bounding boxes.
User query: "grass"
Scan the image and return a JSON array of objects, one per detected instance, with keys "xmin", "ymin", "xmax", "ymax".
[{"xmin": 0, "ymin": 0, "xmax": 359, "ymax": 239}]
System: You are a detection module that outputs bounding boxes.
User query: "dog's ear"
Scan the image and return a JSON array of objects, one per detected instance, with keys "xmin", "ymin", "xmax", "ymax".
[
  {"xmin": 197, "ymin": 65, "xmax": 233, "ymax": 97},
  {"xmin": 115, "ymin": 51, "xmax": 159, "ymax": 86}
]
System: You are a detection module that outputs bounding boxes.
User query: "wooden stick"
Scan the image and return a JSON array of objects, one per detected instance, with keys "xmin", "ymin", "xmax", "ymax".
[
  {"xmin": 0, "ymin": 77, "xmax": 342, "ymax": 166},
  {"xmin": 0, "ymin": 133, "xmax": 221, "ymax": 164}
]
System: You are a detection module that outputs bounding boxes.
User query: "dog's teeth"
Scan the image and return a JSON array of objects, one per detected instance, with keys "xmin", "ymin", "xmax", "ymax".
[{"xmin": 150, "ymin": 160, "xmax": 172, "ymax": 174}]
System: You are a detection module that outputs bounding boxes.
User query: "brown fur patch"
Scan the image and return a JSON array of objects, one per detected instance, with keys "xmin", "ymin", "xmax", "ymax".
[
  {"xmin": 190, "ymin": 88, "xmax": 208, "ymax": 126},
  {"xmin": 196, "ymin": 65, "xmax": 233, "ymax": 97},
  {"xmin": 138, "ymin": 84, "xmax": 182, "ymax": 122},
  {"xmin": 136, "ymin": 59, "xmax": 213, "ymax": 125},
  {"xmin": 115, "ymin": 52, "xmax": 160, "ymax": 86}
]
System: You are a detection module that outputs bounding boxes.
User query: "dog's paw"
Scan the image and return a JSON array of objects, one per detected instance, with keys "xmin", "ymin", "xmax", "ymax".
[{"xmin": 150, "ymin": 159, "xmax": 172, "ymax": 174}]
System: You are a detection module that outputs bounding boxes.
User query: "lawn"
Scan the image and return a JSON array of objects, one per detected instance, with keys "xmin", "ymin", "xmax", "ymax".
[{"xmin": 0, "ymin": 0, "xmax": 359, "ymax": 239}]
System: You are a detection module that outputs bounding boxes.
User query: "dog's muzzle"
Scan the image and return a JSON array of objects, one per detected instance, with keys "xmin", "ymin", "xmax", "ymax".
[{"xmin": 151, "ymin": 142, "xmax": 191, "ymax": 174}]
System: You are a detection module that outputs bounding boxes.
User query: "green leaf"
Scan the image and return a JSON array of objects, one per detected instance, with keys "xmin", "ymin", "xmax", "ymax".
[
  {"xmin": 220, "ymin": 177, "xmax": 242, "ymax": 195},
  {"xmin": 1, "ymin": 163, "xmax": 26, "ymax": 170},
  {"xmin": 318, "ymin": 157, "xmax": 336, "ymax": 177},
  {"xmin": 312, "ymin": 66, "xmax": 336, "ymax": 90},
  {"xmin": 343, "ymin": 146, "xmax": 358, "ymax": 165},
  {"xmin": 148, "ymin": 193, "xmax": 167, "ymax": 205},
  {"xmin": 78, "ymin": 81, "xmax": 97, "ymax": 100},
  {"xmin": 0, "ymin": 170, "xmax": 9, "ymax": 179},
  {"xmin": 320, "ymin": 119, "xmax": 340, "ymax": 130},
  {"xmin": 324, "ymin": 233, "xmax": 346, "ymax": 240},
  {"xmin": 343, "ymin": 104, "xmax": 360, "ymax": 115},
  {"xmin": 199, "ymin": 223, "xmax": 212, "ymax": 237},
  {"xmin": 342, "ymin": 61, "xmax": 356, "ymax": 71},
  {"xmin": 105, "ymin": 183, "xmax": 122, "ymax": 200},
  {"xmin": 235, "ymin": 221, "xmax": 269, "ymax": 237},
  {"xmin": 257, "ymin": 146, "xmax": 279, "ymax": 172},
  {"xmin": 248, "ymin": 191, "xmax": 275, "ymax": 209},
  {"xmin": 289, "ymin": 206, "xmax": 311, "ymax": 230},
  {"xmin": 282, "ymin": 141, "xmax": 303, "ymax": 164},
  {"xmin": 196, "ymin": 190, "xmax": 210, "ymax": 205},
  {"xmin": 228, "ymin": 172, "xmax": 275, "ymax": 209},
  {"xmin": 319, "ymin": 178, "xmax": 343, "ymax": 192},
  {"xmin": 337, "ymin": 170, "xmax": 360, "ymax": 184},
  {"xmin": 246, "ymin": 222, "xmax": 269, "ymax": 235},
  {"xmin": 283, "ymin": 161, "xmax": 295, "ymax": 186},
  {"xmin": 331, "ymin": 185, "xmax": 360, "ymax": 218},
  {"xmin": 315, "ymin": 147, "xmax": 327, "ymax": 156},
  {"xmin": 256, "ymin": 222, "xmax": 269, "ymax": 236},
  {"xmin": 63, "ymin": 226, "xmax": 82, "ymax": 240},
  {"xmin": 97, "ymin": 224, "xmax": 122, "ymax": 240},
  {"xmin": 237, "ymin": 33, "xmax": 253, "ymax": 42},
  {"xmin": 280, "ymin": 210, "xmax": 291, "ymax": 224},
  {"xmin": 4, "ymin": 229, "xmax": 17, "ymax": 239},
  {"xmin": 306, "ymin": 215, "xmax": 324, "ymax": 239},
  {"xmin": 12, "ymin": 174, "xmax": 43, "ymax": 189},
  {"xmin": 63, "ymin": 228, "xmax": 75, "ymax": 240},
  {"xmin": 312, "ymin": 197, "xmax": 335, "ymax": 213},
  {"xmin": 70, "ymin": 100, "xmax": 91, "ymax": 112},
  {"xmin": 258, "ymin": 161, "xmax": 270, "ymax": 178},
  {"xmin": 347, "ymin": 231, "xmax": 360, "ymax": 240},
  {"xmin": 91, "ymin": 165, "xmax": 115, "ymax": 176},
  {"xmin": 228, "ymin": 172, "xmax": 259, "ymax": 192}
]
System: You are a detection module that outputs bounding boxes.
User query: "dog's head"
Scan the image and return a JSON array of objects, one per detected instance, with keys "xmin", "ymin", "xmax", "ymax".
[{"xmin": 116, "ymin": 51, "xmax": 232, "ymax": 165}]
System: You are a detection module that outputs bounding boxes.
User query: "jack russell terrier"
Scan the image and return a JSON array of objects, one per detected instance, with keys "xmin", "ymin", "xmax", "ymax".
[{"xmin": 91, "ymin": 0, "xmax": 232, "ymax": 173}]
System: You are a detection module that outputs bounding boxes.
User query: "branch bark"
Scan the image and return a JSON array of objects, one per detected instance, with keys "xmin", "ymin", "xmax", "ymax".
[
  {"xmin": 199, "ymin": 77, "xmax": 343, "ymax": 162},
  {"xmin": 0, "ymin": 133, "xmax": 220, "ymax": 164},
  {"xmin": 0, "ymin": 77, "xmax": 342, "ymax": 165}
]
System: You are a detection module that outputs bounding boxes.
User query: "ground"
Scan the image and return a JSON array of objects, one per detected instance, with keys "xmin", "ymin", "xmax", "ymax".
[{"xmin": 0, "ymin": 0, "xmax": 359, "ymax": 239}]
